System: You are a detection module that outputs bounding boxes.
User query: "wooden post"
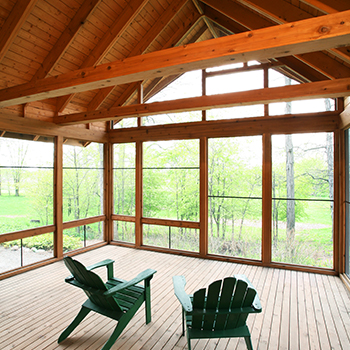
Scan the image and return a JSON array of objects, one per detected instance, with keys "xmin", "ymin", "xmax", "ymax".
[
  {"xmin": 104, "ymin": 142, "xmax": 113, "ymax": 243},
  {"xmin": 200, "ymin": 137, "xmax": 208, "ymax": 257},
  {"xmin": 202, "ymin": 69, "xmax": 206, "ymax": 121},
  {"xmin": 262, "ymin": 133, "xmax": 272, "ymax": 265},
  {"xmin": 135, "ymin": 141, "xmax": 143, "ymax": 247},
  {"xmin": 264, "ymin": 66, "xmax": 269, "ymax": 116},
  {"xmin": 138, "ymin": 81, "xmax": 143, "ymax": 127},
  {"xmin": 54, "ymin": 135, "xmax": 63, "ymax": 258},
  {"xmin": 333, "ymin": 129, "xmax": 340, "ymax": 273}
]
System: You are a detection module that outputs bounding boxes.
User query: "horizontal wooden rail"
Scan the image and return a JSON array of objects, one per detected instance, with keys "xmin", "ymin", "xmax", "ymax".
[
  {"xmin": 112, "ymin": 214, "xmax": 136, "ymax": 222},
  {"xmin": 62, "ymin": 215, "xmax": 106, "ymax": 230},
  {"xmin": 0, "ymin": 225, "xmax": 55, "ymax": 244},
  {"xmin": 112, "ymin": 215, "xmax": 200, "ymax": 229},
  {"xmin": 142, "ymin": 217, "xmax": 200, "ymax": 229},
  {"xmin": 109, "ymin": 110, "xmax": 340, "ymax": 143}
]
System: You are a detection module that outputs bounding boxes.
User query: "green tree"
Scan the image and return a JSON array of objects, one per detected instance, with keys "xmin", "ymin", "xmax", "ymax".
[{"xmin": 63, "ymin": 143, "xmax": 103, "ymax": 236}]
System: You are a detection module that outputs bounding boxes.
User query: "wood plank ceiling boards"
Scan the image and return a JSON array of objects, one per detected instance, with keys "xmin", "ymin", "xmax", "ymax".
[{"xmin": 0, "ymin": 0, "xmax": 349, "ymax": 129}]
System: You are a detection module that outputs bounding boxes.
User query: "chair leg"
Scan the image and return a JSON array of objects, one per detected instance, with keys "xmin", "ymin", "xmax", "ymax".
[
  {"xmin": 58, "ymin": 306, "xmax": 90, "ymax": 343},
  {"xmin": 101, "ymin": 316, "xmax": 131, "ymax": 350},
  {"xmin": 145, "ymin": 279, "xmax": 152, "ymax": 324},
  {"xmin": 186, "ymin": 331, "xmax": 192, "ymax": 350},
  {"xmin": 244, "ymin": 336, "xmax": 253, "ymax": 350},
  {"xmin": 182, "ymin": 309, "xmax": 185, "ymax": 336}
]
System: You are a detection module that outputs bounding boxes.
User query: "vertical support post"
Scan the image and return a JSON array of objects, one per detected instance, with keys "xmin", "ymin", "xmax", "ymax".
[
  {"xmin": 264, "ymin": 66, "xmax": 269, "ymax": 116},
  {"xmin": 262, "ymin": 133, "xmax": 272, "ymax": 265},
  {"xmin": 54, "ymin": 135, "xmax": 63, "ymax": 258},
  {"xmin": 342, "ymin": 129, "xmax": 348, "ymax": 274},
  {"xmin": 135, "ymin": 141, "xmax": 143, "ymax": 247},
  {"xmin": 202, "ymin": 69, "xmax": 206, "ymax": 121},
  {"xmin": 20, "ymin": 239, "xmax": 23, "ymax": 266},
  {"xmin": 104, "ymin": 142, "xmax": 113, "ymax": 243},
  {"xmin": 200, "ymin": 137, "xmax": 208, "ymax": 257},
  {"xmin": 83, "ymin": 225, "xmax": 87, "ymax": 247},
  {"xmin": 138, "ymin": 82, "xmax": 143, "ymax": 127},
  {"xmin": 333, "ymin": 129, "xmax": 340, "ymax": 273}
]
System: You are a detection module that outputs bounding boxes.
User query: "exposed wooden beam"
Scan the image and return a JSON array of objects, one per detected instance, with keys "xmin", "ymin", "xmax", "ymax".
[
  {"xmin": 235, "ymin": 0, "xmax": 350, "ymax": 67},
  {"xmin": 0, "ymin": 112, "xmax": 107, "ymax": 142},
  {"xmin": 1, "ymin": 10, "xmax": 350, "ymax": 108},
  {"xmin": 33, "ymin": 0, "xmax": 101, "ymax": 80},
  {"xmin": 109, "ymin": 111, "xmax": 340, "ymax": 143},
  {"xmin": 140, "ymin": 17, "xmax": 207, "ymax": 104},
  {"xmin": 56, "ymin": 0, "xmax": 149, "ymax": 112},
  {"xmin": 0, "ymin": 0, "xmax": 38, "ymax": 63},
  {"xmin": 203, "ymin": 0, "xmax": 332, "ymax": 81},
  {"xmin": 54, "ymin": 77, "xmax": 350, "ymax": 125}
]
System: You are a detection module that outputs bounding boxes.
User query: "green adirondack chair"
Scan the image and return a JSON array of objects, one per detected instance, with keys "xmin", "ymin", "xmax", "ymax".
[
  {"xmin": 173, "ymin": 274, "xmax": 262, "ymax": 350},
  {"xmin": 58, "ymin": 256, "xmax": 156, "ymax": 350}
]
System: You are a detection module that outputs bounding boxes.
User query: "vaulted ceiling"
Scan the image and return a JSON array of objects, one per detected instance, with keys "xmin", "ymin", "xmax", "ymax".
[{"xmin": 0, "ymin": 0, "xmax": 350, "ymax": 132}]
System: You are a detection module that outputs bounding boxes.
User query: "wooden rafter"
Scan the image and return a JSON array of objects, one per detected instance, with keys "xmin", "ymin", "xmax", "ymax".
[
  {"xmin": 202, "ymin": 1, "xmax": 331, "ymax": 82},
  {"xmin": 114, "ymin": 10, "xmax": 205, "ymax": 108},
  {"xmin": 32, "ymin": 0, "xmax": 101, "ymax": 80},
  {"xmin": 56, "ymin": 0, "xmax": 149, "ymax": 113},
  {"xmin": 1, "ymin": 10, "xmax": 349, "ymax": 109},
  {"xmin": 53, "ymin": 77, "xmax": 350, "ymax": 125},
  {"xmin": 234, "ymin": 0, "xmax": 350, "ymax": 67},
  {"xmin": 203, "ymin": 0, "xmax": 350, "ymax": 79},
  {"xmin": 87, "ymin": 0, "xmax": 189, "ymax": 111},
  {"xmin": 299, "ymin": 0, "xmax": 338, "ymax": 14},
  {"xmin": 0, "ymin": 0, "xmax": 38, "ymax": 63},
  {"xmin": 203, "ymin": 4, "xmax": 248, "ymax": 34}
]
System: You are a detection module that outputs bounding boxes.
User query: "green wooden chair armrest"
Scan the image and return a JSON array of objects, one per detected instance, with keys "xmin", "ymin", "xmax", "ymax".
[
  {"xmin": 173, "ymin": 275, "xmax": 193, "ymax": 312},
  {"xmin": 87, "ymin": 259, "xmax": 114, "ymax": 271},
  {"xmin": 234, "ymin": 274, "xmax": 262, "ymax": 311},
  {"xmin": 104, "ymin": 269, "xmax": 156, "ymax": 297},
  {"xmin": 87, "ymin": 259, "xmax": 115, "ymax": 280}
]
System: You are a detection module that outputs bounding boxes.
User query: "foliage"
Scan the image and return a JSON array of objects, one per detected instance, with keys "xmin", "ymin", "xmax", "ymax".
[
  {"xmin": 63, "ymin": 143, "xmax": 104, "ymax": 223},
  {"xmin": 1, "ymin": 233, "xmax": 81, "ymax": 251}
]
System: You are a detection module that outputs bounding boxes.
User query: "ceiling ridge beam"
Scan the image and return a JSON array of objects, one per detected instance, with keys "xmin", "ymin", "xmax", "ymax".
[
  {"xmin": 0, "ymin": 0, "xmax": 38, "ymax": 63},
  {"xmin": 0, "ymin": 10, "xmax": 350, "ymax": 108},
  {"xmin": 53, "ymin": 77, "xmax": 350, "ymax": 125}
]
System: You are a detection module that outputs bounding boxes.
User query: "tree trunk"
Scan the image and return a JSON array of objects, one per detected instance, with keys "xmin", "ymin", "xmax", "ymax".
[
  {"xmin": 285, "ymin": 133, "xmax": 295, "ymax": 257},
  {"xmin": 285, "ymin": 77, "xmax": 295, "ymax": 259}
]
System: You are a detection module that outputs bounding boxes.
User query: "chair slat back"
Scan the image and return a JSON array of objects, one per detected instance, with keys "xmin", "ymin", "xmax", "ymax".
[
  {"xmin": 235, "ymin": 284, "xmax": 257, "ymax": 329},
  {"xmin": 215, "ymin": 277, "xmax": 237, "ymax": 330},
  {"xmin": 191, "ymin": 288, "xmax": 206, "ymax": 329},
  {"xmin": 226, "ymin": 279, "xmax": 249, "ymax": 329},
  {"xmin": 203, "ymin": 280, "xmax": 222, "ymax": 330},
  {"xmin": 64, "ymin": 257, "xmax": 123, "ymax": 312},
  {"xmin": 190, "ymin": 276, "xmax": 257, "ymax": 332}
]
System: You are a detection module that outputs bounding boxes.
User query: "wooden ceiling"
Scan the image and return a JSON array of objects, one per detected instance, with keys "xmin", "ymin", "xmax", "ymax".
[{"xmin": 0, "ymin": 0, "xmax": 350, "ymax": 132}]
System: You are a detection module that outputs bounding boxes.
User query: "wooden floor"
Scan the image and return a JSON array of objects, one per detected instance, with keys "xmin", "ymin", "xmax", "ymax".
[{"xmin": 1, "ymin": 245, "xmax": 350, "ymax": 350}]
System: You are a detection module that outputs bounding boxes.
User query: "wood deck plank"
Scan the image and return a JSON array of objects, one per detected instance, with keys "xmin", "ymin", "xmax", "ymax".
[{"xmin": 1, "ymin": 245, "xmax": 350, "ymax": 350}]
